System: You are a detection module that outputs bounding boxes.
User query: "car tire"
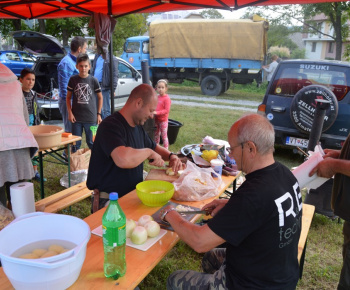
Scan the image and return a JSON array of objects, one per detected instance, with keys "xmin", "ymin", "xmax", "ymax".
[
  {"xmin": 290, "ymin": 84, "xmax": 338, "ymax": 134},
  {"xmin": 201, "ymin": 75, "xmax": 223, "ymax": 96},
  {"xmin": 220, "ymin": 80, "xmax": 231, "ymax": 94}
]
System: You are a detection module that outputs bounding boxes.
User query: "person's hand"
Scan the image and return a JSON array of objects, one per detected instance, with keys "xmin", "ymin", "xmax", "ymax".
[
  {"xmin": 169, "ymin": 155, "xmax": 184, "ymax": 172},
  {"xmin": 97, "ymin": 115, "xmax": 102, "ymax": 125},
  {"xmin": 201, "ymin": 199, "xmax": 228, "ymax": 217},
  {"xmin": 309, "ymin": 158, "xmax": 336, "ymax": 178},
  {"xmin": 68, "ymin": 112, "xmax": 75, "ymax": 123},
  {"xmin": 323, "ymin": 149, "xmax": 341, "ymax": 159},
  {"xmin": 148, "ymin": 151, "xmax": 165, "ymax": 167},
  {"xmin": 159, "ymin": 205, "xmax": 176, "ymax": 223}
]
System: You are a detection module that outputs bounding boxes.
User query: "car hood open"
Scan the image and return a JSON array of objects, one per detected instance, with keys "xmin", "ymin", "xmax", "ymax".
[{"xmin": 11, "ymin": 31, "xmax": 66, "ymax": 58}]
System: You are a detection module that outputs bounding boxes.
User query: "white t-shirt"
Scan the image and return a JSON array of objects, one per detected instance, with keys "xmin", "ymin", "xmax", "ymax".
[{"xmin": 263, "ymin": 60, "xmax": 278, "ymax": 81}]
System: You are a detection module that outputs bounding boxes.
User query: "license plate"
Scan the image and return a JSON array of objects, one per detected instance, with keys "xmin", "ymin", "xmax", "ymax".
[{"xmin": 285, "ymin": 136, "xmax": 309, "ymax": 148}]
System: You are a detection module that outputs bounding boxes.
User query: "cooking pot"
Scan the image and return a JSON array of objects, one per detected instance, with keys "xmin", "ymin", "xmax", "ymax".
[{"xmin": 0, "ymin": 212, "xmax": 90, "ymax": 290}]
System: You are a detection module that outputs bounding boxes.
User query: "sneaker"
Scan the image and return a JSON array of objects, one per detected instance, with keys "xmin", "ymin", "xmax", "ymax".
[{"xmin": 34, "ymin": 172, "xmax": 47, "ymax": 182}]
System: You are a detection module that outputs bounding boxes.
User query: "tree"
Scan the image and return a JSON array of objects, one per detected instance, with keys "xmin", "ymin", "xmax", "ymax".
[
  {"xmin": 112, "ymin": 14, "xmax": 148, "ymax": 55},
  {"xmin": 45, "ymin": 18, "xmax": 90, "ymax": 46},
  {"xmin": 302, "ymin": 2, "xmax": 350, "ymax": 60},
  {"xmin": 245, "ymin": 3, "xmax": 350, "ymax": 60},
  {"xmin": 268, "ymin": 25, "xmax": 298, "ymax": 51},
  {"xmin": 200, "ymin": 9, "xmax": 224, "ymax": 19}
]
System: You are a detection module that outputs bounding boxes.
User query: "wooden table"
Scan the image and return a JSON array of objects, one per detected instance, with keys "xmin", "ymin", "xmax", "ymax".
[
  {"xmin": 0, "ymin": 174, "xmax": 238, "ymax": 290},
  {"xmin": 35, "ymin": 135, "xmax": 82, "ymax": 199}
]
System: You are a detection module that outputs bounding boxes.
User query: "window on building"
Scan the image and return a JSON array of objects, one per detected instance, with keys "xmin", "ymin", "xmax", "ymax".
[
  {"xmin": 311, "ymin": 42, "xmax": 317, "ymax": 52},
  {"xmin": 328, "ymin": 42, "xmax": 334, "ymax": 53}
]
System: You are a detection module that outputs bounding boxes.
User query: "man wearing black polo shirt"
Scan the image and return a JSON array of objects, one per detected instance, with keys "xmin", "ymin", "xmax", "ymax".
[
  {"xmin": 161, "ymin": 114, "xmax": 302, "ymax": 290},
  {"xmin": 87, "ymin": 84, "xmax": 183, "ymax": 212}
]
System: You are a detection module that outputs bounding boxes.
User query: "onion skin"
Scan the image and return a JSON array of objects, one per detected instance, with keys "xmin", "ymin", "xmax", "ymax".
[{"xmin": 144, "ymin": 221, "xmax": 160, "ymax": 238}]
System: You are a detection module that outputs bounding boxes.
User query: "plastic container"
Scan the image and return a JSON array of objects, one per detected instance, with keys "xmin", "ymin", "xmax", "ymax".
[
  {"xmin": 102, "ymin": 193, "xmax": 126, "ymax": 279},
  {"xmin": 29, "ymin": 125, "xmax": 64, "ymax": 149},
  {"xmin": 0, "ymin": 212, "xmax": 90, "ymax": 290},
  {"xmin": 210, "ymin": 159, "xmax": 224, "ymax": 176},
  {"xmin": 167, "ymin": 119, "xmax": 183, "ymax": 145},
  {"xmin": 90, "ymin": 125, "xmax": 98, "ymax": 142},
  {"xmin": 136, "ymin": 180, "xmax": 174, "ymax": 206}
]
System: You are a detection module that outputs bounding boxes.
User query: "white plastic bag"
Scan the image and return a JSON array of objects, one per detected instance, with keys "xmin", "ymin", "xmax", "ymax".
[{"xmin": 173, "ymin": 161, "xmax": 222, "ymax": 201}]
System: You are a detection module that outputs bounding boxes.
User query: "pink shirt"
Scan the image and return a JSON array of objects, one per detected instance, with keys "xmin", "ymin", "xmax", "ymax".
[{"xmin": 155, "ymin": 94, "xmax": 171, "ymax": 122}]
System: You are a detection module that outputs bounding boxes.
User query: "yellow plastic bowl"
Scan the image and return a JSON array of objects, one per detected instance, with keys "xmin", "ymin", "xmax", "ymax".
[{"xmin": 136, "ymin": 180, "xmax": 174, "ymax": 207}]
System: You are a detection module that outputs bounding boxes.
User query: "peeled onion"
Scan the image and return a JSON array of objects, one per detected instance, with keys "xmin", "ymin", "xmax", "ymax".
[
  {"xmin": 126, "ymin": 218, "xmax": 137, "ymax": 238},
  {"xmin": 144, "ymin": 221, "xmax": 160, "ymax": 238},
  {"xmin": 130, "ymin": 226, "xmax": 148, "ymax": 245},
  {"xmin": 138, "ymin": 215, "xmax": 154, "ymax": 227}
]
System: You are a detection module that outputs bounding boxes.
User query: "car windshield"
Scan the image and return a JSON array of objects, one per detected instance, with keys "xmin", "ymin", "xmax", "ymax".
[{"xmin": 269, "ymin": 63, "xmax": 350, "ymax": 101}]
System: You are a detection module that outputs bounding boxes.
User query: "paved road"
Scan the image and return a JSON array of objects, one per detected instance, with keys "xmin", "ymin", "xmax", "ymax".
[{"xmin": 43, "ymin": 95, "xmax": 259, "ymax": 127}]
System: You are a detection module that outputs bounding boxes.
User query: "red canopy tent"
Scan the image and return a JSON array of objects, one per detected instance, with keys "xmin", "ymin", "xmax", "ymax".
[
  {"xmin": 1, "ymin": 0, "xmax": 346, "ymax": 113},
  {"xmin": 0, "ymin": 0, "xmax": 346, "ymax": 19}
]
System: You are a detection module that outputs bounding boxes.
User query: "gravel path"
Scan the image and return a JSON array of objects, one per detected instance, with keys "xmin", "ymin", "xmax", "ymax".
[{"xmin": 171, "ymin": 95, "xmax": 259, "ymax": 112}]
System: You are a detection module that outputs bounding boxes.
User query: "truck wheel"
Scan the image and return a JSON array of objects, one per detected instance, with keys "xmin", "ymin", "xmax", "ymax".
[
  {"xmin": 201, "ymin": 75, "xmax": 223, "ymax": 96},
  {"xmin": 220, "ymin": 81, "xmax": 231, "ymax": 93},
  {"xmin": 290, "ymin": 85, "xmax": 338, "ymax": 134}
]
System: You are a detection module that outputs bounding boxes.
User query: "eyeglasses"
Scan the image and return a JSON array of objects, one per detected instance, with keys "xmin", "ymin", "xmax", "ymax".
[{"xmin": 226, "ymin": 143, "xmax": 242, "ymax": 154}]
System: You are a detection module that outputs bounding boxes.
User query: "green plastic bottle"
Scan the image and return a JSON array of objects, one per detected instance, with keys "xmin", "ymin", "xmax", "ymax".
[{"xmin": 102, "ymin": 192, "xmax": 126, "ymax": 279}]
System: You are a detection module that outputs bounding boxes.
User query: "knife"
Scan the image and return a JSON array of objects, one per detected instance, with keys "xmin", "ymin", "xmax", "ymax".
[{"xmin": 176, "ymin": 207, "xmax": 213, "ymax": 216}]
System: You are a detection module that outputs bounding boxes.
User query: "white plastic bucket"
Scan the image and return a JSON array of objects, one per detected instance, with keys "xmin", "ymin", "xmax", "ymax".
[{"xmin": 0, "ymin": 212, "xmax": 90, "ymax": 290}]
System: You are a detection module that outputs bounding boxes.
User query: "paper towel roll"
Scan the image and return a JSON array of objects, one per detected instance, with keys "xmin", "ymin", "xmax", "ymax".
[
  {"xmin": 292, "ymin": 152, "xmax": 329, "ymax": 189},
  {"xmin": 10, "ymin": 182, "xmax": 35, "ymax": 218}
]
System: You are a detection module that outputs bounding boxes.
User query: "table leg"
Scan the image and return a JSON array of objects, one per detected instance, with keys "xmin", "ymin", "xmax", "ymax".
[
  {"xmin": 67, "ymin": 145, "xmax": 71, "ymax": 188},
  {"xmin": 39, "ymin": 151, "xmax": 45, "ymax": 199}
]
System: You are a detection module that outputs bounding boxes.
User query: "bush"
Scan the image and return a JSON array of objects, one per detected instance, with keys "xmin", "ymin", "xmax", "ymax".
[
  {"xmin": 268, "ymin": 46, "xmax": 290, "ymax": 59},
  {"xmin": 290, "ymin": 48, "xmax": 306, "ymax": 59}
]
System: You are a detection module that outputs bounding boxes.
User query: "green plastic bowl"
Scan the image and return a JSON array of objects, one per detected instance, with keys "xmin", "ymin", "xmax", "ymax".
[{"xmin": 136, "ymin": 180, "xmax": 174, "ymax": 207}]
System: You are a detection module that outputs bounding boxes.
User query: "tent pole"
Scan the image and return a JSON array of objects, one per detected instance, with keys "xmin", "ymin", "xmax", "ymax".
[{"xmin": 109, "ymin": 38, "xmax": 114, "ymax": 114}]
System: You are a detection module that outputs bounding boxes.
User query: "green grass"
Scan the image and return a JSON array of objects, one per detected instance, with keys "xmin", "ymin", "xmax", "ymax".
[{"xmin": 33, "ymin": 83, "xmax": 344, "ymax": 290}]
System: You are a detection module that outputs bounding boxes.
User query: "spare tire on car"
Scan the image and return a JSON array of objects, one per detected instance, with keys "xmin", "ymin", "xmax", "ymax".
[{"xmin": 290, "ymin": 85, "xmax": 338, "ymax": 134}]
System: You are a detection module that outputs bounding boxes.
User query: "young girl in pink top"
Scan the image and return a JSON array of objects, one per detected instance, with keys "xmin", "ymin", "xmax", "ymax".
[{"xmin": 154, "ymin": 79, "xmax": 171, "ymax": 149}]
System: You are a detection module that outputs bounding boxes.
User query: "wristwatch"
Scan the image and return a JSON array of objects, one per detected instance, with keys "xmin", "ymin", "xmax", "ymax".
[
  {"xmin": 160, "ymin": 207, "xmax": 176, "ymax": 223},
  {"xmin": 97, "ymin": 112, "xmax": 101, "ymax": 116},
  {"xmin": 168, "ymin": 152, "xmax": 177, "ymax": 160}
]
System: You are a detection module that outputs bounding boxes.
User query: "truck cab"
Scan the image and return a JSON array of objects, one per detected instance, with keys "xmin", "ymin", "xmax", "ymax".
[{"xmin": 121, "ymin": 36, "xmax": 150, "ymax": 72}]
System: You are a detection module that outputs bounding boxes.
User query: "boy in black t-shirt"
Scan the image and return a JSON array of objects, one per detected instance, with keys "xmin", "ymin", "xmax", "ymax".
[{"xmin": 66, "ymin": 53, "xmax": 102, "ymax": 152}]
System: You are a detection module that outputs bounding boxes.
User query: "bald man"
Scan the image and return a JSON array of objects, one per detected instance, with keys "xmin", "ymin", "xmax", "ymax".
[
  {"xmin": 87, "ymin": 84, "xmax": 183, "ymax": 211},
  {"xmin": 161, "ymin": 114, "xmax": 302, "ymax": 290}
]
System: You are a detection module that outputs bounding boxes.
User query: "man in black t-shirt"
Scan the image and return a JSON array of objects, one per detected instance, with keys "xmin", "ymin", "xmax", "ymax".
[
  {"xmin": 87, "ymin": 84, "xmax": 183, "ymax": 212},
  {"xmin": 161, "ymin": 114, "xmax": 302, "ymax": 290}
]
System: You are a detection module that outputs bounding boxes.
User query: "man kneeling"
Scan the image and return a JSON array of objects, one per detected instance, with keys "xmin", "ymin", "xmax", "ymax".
[{"xmin": 161, "ymin": 114, "xmax": 302, "ymax": 289}]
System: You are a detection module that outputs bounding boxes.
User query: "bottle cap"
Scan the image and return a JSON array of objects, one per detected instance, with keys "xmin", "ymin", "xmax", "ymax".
[{"xmin": 109, "ymin": 192, "xmax": 119, "ymax": 200}]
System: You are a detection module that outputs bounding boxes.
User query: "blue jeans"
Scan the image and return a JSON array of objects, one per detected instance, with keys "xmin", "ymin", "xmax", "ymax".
[
  {"xmin": 101, "ymin": 88, "xmax": 111, "ymax": 120},
  {"xmin": 58, "ymin": 98, "xmax": 72, "ymax": 133},
  {"xmin": 71, "ymin": 122, "xmax": 95, "ymax": 152}
]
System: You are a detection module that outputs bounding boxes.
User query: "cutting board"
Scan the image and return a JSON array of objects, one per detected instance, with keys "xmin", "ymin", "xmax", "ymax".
[
  {"xmin": 152, "ymin": 201, "xmax": 200, "ymax": 231},
  {"xmin": 145, "ymin": 168, "xmax": 179, "ymax": 182}
]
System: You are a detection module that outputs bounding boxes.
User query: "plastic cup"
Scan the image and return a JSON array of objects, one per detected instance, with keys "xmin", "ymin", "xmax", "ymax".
[
  {"xmin": 210, "ymin": 159, "xmax": 224, "ymax": 176},
  {"xmin": 90, "ymin": 125, "xmax": 98, "ymax": 142}
]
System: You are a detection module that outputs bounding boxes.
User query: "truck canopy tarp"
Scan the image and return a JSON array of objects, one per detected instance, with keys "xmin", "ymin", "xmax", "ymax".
[{"xmin": 150, "ymin": 19, "xmax": 268, "ymax": 61}]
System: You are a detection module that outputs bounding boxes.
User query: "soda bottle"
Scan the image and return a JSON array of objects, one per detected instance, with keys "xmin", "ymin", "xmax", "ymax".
[{"xmin": 102, "ymin": 192, "xmax": 126, "ymax": 279}]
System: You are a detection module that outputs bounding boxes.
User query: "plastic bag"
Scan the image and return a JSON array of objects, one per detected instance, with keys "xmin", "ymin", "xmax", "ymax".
[
  {"xmin": 0, "ymin": 202, "xmax": 15, "ymax": 231},
  {"xmin": 60, "ymin": 169, "xmax": 88, "ymax": 188},
  {"xmin": 173, "ymin": 161, "xmax": 222, "ymax": 201}
]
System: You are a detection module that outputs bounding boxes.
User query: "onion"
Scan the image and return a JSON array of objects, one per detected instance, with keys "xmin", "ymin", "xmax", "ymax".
[
  {"xmin": 144, "ymin": 221, "xmax": 160, "ymax": 238},
  {"xmin": 126, "ymin": 218, "xmax": 137, "ymax": 238},
  {"xmin": 130, "ymin": 226, "xmax": 148, "ymax": 245},
  {"xmin": 138, "ymin": 215, "xmax": 154, "ymax": 227}
]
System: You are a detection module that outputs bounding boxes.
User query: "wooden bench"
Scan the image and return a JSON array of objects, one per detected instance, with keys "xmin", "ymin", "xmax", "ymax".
[
  {"xmin": 298, "ymin": 203, "xmax": 315, "ymax": 278},
  {"xmin": 35, "ymin": 181, "xmax": 92, "ymax": 213}
]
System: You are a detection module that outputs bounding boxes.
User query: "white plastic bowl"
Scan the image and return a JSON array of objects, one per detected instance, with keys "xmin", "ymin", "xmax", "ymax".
[
  {"xmin": 0, "ymin": 212, "xmax": 90, "ymax": 290},
  {"xmin": 29, "ymin": 125, "xmax": 63, "ymax": 149}
]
